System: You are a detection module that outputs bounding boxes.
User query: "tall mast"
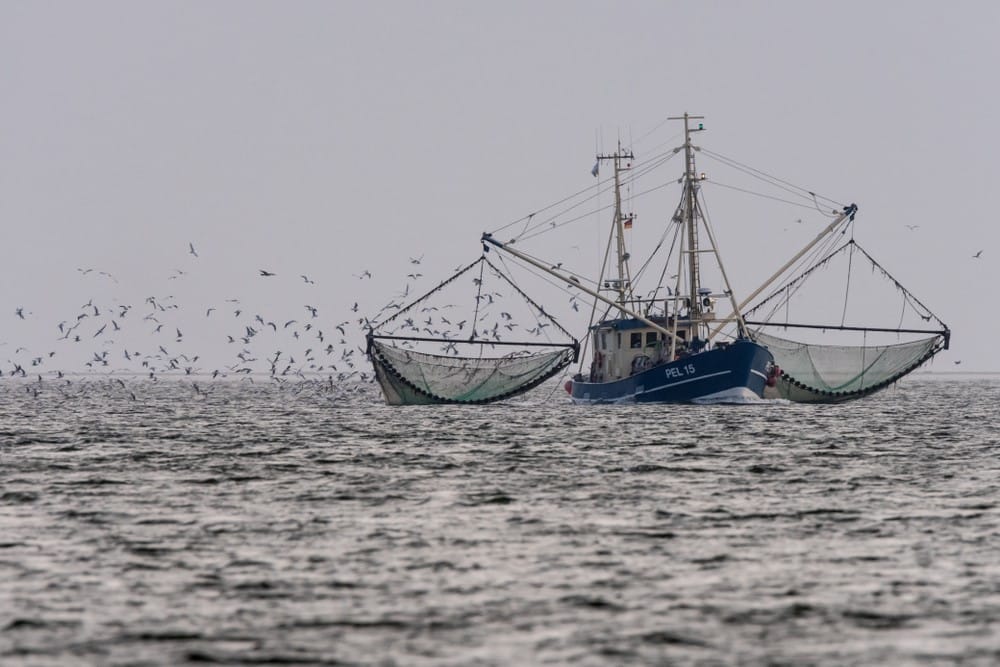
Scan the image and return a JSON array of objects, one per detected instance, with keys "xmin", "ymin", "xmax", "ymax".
[
  {"xmin": 669, "ymin": 113, "xmax": 705, "ymax": 320},
  {"xmin": 481, "ymin": 233, "xmax": 684, "ymax": 343},
  {"xmin": 596, "ymin": 141, "xmax": 634, "ymax": 305}
]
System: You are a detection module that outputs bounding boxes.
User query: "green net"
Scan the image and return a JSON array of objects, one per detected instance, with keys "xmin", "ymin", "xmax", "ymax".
[
  {"xmin": 755, "ymin": 331, "xmax": 943, "ymax": 397},
  {"xmin": 370, "ymin": 339, "xmax": 575, "ymax": 404}
]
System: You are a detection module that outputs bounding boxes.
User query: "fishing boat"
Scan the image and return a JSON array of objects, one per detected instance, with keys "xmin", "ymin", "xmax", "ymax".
[
  {"xmin": 369, "ymin": 113, "xmax": 949, "ymax": 405},
  {"xmin": 481, "ymin": 114, "xmax": 778, "ymax": 403}
]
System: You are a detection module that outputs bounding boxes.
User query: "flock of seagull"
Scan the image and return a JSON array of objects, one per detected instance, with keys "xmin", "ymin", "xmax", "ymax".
[
  {"xmin": 2, "ymin": 244, "xmax": 568, "ymax": 400},
  {"xmin": 1, "ymin": 243, "xmax": 400, "ymax": 399}
]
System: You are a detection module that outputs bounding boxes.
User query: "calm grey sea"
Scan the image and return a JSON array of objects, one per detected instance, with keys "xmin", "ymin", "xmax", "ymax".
[{"xmin": 1, "ymin": 376, "xmax": 999, "ymax": 666}]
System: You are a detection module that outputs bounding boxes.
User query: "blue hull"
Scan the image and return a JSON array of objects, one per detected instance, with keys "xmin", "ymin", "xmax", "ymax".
[{"xmin": 570, "ymin": 340, "xmax": 773, "ymax": 404}]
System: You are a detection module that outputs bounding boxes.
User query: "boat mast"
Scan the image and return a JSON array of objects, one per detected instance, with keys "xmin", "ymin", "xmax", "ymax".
[
  {"xmin": 596, "ymin": 141, "xmax": 635, "ymax": 306},
  {"xmin": 481, "ymin": 233, "xmax": 684, "ymax": 344},
  {"xmin": 669, "ymin": 113, "xmax": 706, "ymax": 325}
]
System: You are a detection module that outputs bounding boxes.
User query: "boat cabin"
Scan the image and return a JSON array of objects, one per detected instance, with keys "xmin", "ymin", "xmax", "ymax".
[{"xmin": 588, "ymin": 314, "xmax": 709, "ymax": 383}]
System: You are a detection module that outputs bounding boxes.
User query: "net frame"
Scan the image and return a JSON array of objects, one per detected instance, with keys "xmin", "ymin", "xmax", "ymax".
[
  {"xmin": 367, "ymin": 254, "xmax": 579, "ymax": 405},
  {"xmin": 369, "ymin": 339, "xmax": 576, "ymax": 404},
  {"xmin": 744, "ymin": 239, "xmax": 950, "ymax": 402},
  {"xmin": 755, "ymin": 330, "xmax": 947, "ymax": 401}
]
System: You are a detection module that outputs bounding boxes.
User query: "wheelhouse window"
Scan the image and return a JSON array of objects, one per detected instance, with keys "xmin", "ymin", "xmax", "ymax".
[
  {"xmin": 630, "ymin": 332, "xmax": 642, "ymax": 348},
  {"xmin": 646, "ymin": 331, "xmax": 659, "ymax": 347}
]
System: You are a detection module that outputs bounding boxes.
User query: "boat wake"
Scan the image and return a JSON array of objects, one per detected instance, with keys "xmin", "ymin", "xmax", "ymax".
[{"xmin": 691, "ymin": 395, "xmax": 790, "ymax": 406}]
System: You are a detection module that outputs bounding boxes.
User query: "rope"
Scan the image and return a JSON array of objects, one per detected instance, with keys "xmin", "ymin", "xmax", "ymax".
[
  {"xmin": 502, "ymin": 149, "xmax": 681, "ymax": 243},
  {"xmin": 848, "ymin": 242, "xmax": 948, "ymax": 329},
  {"xmin": 469, "ymin": 259, "xmax": 487, "ymax": 341},
  {"xmin": 484, "ymin": 256, "xmax": 577, "ymax": 342},
  {"xmin": 840, "ymin": 241, "xmax": 855, "ymax": 326},
  {"xmin": 370, "ymin": 257, "xmax": 484, "ymax": 331},
  {"xmin": 698, "ymin": 148, "xmax": 845, "ymax": 211},
  {"xmin": 745, "ymin": 239, "xmax": 855, "ymax": 319}
]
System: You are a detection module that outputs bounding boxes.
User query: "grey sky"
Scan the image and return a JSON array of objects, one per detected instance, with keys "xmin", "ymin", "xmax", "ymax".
[{"xmin": 2, "ymin": 1, "xmax": 997, "ymax": 373}]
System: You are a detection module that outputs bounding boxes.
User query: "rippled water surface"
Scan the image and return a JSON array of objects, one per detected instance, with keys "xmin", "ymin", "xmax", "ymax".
[{"xmin": 2, "ymin": 376, "xmax": 999, "ymax": 665}]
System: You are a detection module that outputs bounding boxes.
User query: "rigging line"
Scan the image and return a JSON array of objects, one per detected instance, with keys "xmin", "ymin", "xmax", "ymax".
[
  {"xmin": 634, "ymin": 135, "xmax": 685, "ymax": 159},
  {"xmin": 576, "ymin": 160, "xmax": 609, "ymax": 374},
  {"xmin": 489, "ymin": 254, "xmax": 577, "ymax": 344},
  {"xmin": 755, "ymin": 230, "xmax": 850, "ymax": 323},
  {"xmin": 751, "ymin": 226, "xmax": 860, "ymax": 329},
  {"xmin": 848, "ymin": 242, "xmax": 948, "ymax": 328},
  {"xmin": 625, "ymin": 150, "xmax": 679, "ymax": 184},
  {"xmin": 517, "ymin": 201, "xmax": 615, "ymax": 242},
  {"xmin": 491, "ymin": 147, "xmax": 679, "ymax": 237},
  {"xmin": 703, "ymin": 180, "xmax": 830, "ymax": 211},
  {"xmin": 700, "ymin": 152, "xmax": 838, "ymax": 212},
  {"xmin": 642, "ymin": 221, "xmax": 683, "ymax": 310},
  {"xmin": 784, "ymin": 284, "xmax": 790, "ymax": 325},
  {"xmin": 748, "ymin": 247, "xmax": 817, "ymax": 324},
  {"xmin": 633, "ymin": 115, "xmax": 678, "ymax": 144},
  {"xmin": 487, "ymin": 241, "xmax": 591, "ymax": 288},
  {"xmin": 370, "ymin": 257, "xmax": 484, "ymax": 331},
  {"xmin": 515, "ymin": 213, "xmax": 535, "ymax": 240},
  {"xmin": 901, "ymin": 290, "xmax": 934, "ymax": 323},
  {"xmin": 840, "ymin": 240, "xmax": 855, "ymax": 326},
  {"xmin": 469, "ymin": 260, "xmax": 487, "ymax": 341},
  {"xmin": 861, "ymin": 329, "xmax": 867, "ymax": 389},
  {"xmin": 744, "ymin": 238, "xmax": 855, "ymax": 319},
  {"xmin": 752, "ymin": 212, "xmax": 855, "ymax": 308},
  {"xmin": 639, "ymin": 127, "xmax": 686, "ymax": 152},
  {"xmin": 510, "ymin": 149, "xmax": 681, "ymax": 241},
  {"xmin": 631, "ymin": 214, "xmax": 680, "ymax": 291},
  {"xmin": 699, "ymin": 148, "xmax": 845, "ymax": 209},
  {"xmin": 515, "ymin": 181, "xmax": 618, "ymax": 240},
  {"xmin": 535, "ymin": 370, "xmax": 570, "ymax": 405},
  {"xmin": 491, "ymin": 180, "xmax": 607, "ymax": 235},
  {"xmin": 626, "ymin": 198, "xmax": 673, "ymax": 284},
  {"xmin": 580, "ymin": 201, "xmax": 621, "ymax": 372},
  {"xmin": 809, "ymin": 192, "xmax": 832, "ymax": 217},
  {"xmin": 696, "ymin": 189, "xmax": 747, "ymax": 338},
  {"xmin": 492, "ymin": 250, "xmax": 583, "ymax": 312},
  {"xmin": 518, "ymin": 179, "xmax": 678, "ymax": 243},
  {"xmin": 514, "ymin": 150, "xmax": 678, "ymax": 240}
]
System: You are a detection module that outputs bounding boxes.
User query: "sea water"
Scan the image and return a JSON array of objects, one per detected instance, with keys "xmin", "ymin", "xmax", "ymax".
[{"xmin": 1, "ymin": 376, "xmax": 998, "ymax": 665}]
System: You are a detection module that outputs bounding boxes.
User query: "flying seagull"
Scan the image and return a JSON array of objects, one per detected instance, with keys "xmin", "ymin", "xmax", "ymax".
[
  {"xmin": 259, "ymin": 269, "xmax": 276, "ymax": 277},
  {"xmin": 189, "ymin": 242, "xmax": 198, "ymax": 257},
  {"xmin": 972, "ymin": 250, "xmax": 983, "ymax": 259}
]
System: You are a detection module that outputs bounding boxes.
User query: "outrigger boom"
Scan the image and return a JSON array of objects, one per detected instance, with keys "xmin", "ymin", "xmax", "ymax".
[
  {"xmin": 480, "ymin": 233, "xmax": 685, "ymax": 344},
  {"xmin": 707, "ymin": 203, "xmax": 857, "ymax": 341}
]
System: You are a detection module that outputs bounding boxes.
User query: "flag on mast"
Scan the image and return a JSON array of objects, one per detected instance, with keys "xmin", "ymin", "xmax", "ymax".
[{"xmin": 590, "ymin": 161, "xmax": 599, "ymax": 177}]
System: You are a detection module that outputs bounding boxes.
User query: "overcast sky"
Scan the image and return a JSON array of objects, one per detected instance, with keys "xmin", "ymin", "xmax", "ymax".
[{"xmin": 2, "ymin": 1, "xmax": 997, "ymax": 374}]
